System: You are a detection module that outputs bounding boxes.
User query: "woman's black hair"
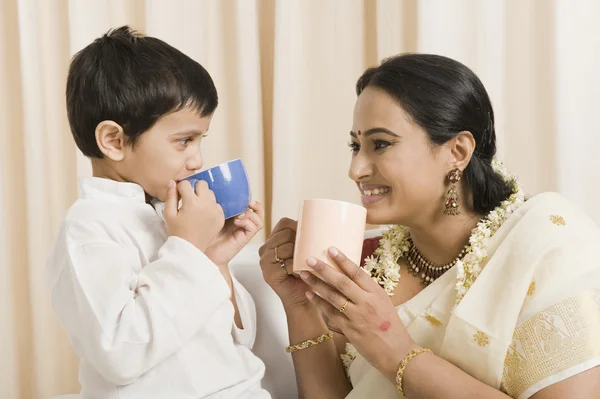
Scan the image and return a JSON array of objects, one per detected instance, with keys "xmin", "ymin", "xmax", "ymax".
[{"xmin": 356, "ymin": 54, "xmax": 512, "ymax": 214}]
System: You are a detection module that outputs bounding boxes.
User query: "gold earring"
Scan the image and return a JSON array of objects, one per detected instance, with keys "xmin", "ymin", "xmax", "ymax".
[{"xmin": 444, "ymin": 168, "xmax": 462, "ymax": 216}]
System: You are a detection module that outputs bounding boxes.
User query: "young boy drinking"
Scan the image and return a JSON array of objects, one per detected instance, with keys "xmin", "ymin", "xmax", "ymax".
[{"xmin": 47, "ymin": 26, "xmax": 271, "ymax": 398}]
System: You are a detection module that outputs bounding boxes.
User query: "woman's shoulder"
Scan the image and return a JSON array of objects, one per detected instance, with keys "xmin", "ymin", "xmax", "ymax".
[
  {"xmin": 504, "ymin": 192, "xmax": 600, "ymax": 308},
  {"xmin": 524, "ymin": 192, "xmax": 594, "ymax": 220},
  {"xmin": 501, "ymin": 192, "xmax": 600, "ymax": 273},
  {"xmin": 511, "ymin": 192, "xmax": 599, "ymax": 239}
]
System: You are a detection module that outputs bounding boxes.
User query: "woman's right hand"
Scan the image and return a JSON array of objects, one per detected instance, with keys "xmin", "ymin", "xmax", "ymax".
[{"xmin": 259, "ymin": 218, "xmax": 314, "ymax": 311}]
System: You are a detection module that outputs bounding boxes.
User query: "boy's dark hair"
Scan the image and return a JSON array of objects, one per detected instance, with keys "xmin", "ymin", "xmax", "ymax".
[{"xmin": 66, "ymin": 25, "xmax": 218, "ymax": 158}]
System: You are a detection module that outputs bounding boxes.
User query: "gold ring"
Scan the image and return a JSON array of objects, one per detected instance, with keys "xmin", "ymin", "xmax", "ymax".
[
  {"xmin": 339, "ymin": 299, "xmax": 350, "ymax": 314},
  {"xmin": 280, "ymin": 259, "xmax": 289, "ymax": 275},
  {"xmin": 275, "ymin": 246, "xmax": 283, "ymax": 263}
]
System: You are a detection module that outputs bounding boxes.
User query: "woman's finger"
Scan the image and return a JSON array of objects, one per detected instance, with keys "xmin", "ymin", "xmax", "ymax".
[
  {"xmin": 305, "ymin": 256, "xmax": 366, "ymax": 302},
  {"xmin": 259, "ymin": 252, "xmax": 294, "ymax": 280},
  {"xmin": 326, "ymin": 247, "xmax": 378, "ymax": 292},
  {"xmin": 271, "ymin": 217, "xmax": 297, "ymax": 235},
  {"xmin": 271, "ymin": 242, "xmax": 294, "ymax": 262},
  {"xmin": 300, "ymin": 270, "xmax": 355, "ymax": 316},
  {"xmin": 305, "ymin": 291, "xmax": 350, "ymax": 327},
  {"xmin": 258, "ymin": 228, "xmax": 295, "ymax": 257},
  {"xmin": 280, "ymin": 258, "xmax": 293, "ymax": 275}
]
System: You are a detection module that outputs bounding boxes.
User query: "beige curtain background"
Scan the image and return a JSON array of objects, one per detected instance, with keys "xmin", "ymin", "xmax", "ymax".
[{"xmin": 1, "ymin": 0, "xmax": 599, "ymax": 397}]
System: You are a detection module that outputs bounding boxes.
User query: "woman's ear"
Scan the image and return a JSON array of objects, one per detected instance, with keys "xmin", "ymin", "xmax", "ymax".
[
  {"xmin": 95, "ymin": 121, "xmax": 126, "ymax": 161},
  {"xmin": 447, "ymin": 131, "xmax": 475, "ymax": 170}
]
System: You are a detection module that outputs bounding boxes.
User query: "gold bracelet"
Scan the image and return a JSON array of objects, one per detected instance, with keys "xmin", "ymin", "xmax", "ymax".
[
  {"xmin": 396, "ymin": 347, "xmax": 432, "ymax": 396},
  {"xmin": 285, "ymin": 332, "xmax": 333, "ymax": 353}
]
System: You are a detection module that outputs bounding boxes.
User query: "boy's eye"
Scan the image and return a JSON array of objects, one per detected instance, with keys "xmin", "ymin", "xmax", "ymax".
[{"xmin": 178, "ymin": 134, "xmax": 207, "ymax": 146}]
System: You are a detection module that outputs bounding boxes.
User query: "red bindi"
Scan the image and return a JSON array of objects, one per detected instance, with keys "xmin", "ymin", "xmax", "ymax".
[
  {"xmin": 379, "ymin": 321, "xmax": 391, "ymax": 332},
  {"xmin": 357, "ymin": 130, "xmax": 362, "ymax": 136}
]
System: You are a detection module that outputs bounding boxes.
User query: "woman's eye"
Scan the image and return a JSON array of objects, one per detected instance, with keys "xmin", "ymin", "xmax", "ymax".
[
  {"xmin": 373, "ymin": 140, "xmax": 391, "ymax": 151},
  {"xmin": 348, "ymin": 141, "xmax": 360, "ymax": 153}
]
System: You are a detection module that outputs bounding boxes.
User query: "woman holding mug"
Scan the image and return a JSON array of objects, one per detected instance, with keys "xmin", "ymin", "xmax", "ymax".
[{"xmin": 259, "ymin": 54, "xmax": 600, "ymax": 398}]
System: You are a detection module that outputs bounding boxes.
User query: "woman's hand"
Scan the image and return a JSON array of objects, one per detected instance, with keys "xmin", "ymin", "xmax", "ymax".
[
  {"xmin": 300, "ymin": 246, "xmax": 418, "ymax": 379},
  {"xmin": 258, "ymin": 218, "xmax": 315, "ymax": 311}
]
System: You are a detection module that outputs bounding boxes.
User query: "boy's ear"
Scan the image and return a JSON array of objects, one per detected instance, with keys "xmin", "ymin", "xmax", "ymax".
[{"xmin": 95, "ymin": 121, "xmax": 127, "ymax": 161}]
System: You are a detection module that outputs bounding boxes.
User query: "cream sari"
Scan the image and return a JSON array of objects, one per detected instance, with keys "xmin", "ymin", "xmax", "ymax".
[{"xmin": 346, "ymin": 193, "xmax": 600, "ymax": 398}]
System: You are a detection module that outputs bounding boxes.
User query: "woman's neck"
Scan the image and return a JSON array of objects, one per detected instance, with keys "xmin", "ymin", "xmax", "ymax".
[{"xmin": 408, "ymin": 209, "xmax": 481, "ymax": 266}]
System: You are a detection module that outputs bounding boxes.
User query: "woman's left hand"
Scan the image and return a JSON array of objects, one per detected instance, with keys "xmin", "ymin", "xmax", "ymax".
[{"xmin": 300, "ymin": 246, "xmax": 417, "ymax": 380}]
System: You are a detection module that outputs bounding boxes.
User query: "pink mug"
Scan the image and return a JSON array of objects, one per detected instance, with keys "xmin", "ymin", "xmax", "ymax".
[{"xmin": 293, "ymin": 199, "xmax": 367, "ymax": 274}]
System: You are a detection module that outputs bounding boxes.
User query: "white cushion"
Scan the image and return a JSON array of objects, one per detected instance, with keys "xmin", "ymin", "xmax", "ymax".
[{"xmin": 230, "ymin": 243, "xmax": 298, "ymax": 399}]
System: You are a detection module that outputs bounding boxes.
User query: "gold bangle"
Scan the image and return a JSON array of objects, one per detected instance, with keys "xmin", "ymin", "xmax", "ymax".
[
  {"xmin": 396, "ymin": 347, "xmax": 432, "ymax": 396},
  {"xmin": 286, "ymin": 332, "xmax": 333, "ymax": 353}
]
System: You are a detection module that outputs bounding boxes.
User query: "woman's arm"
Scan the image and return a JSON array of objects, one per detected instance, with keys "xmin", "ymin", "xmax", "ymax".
[
  {"xmin": 394, "ymin": 352, "xmax": 600, "ymax": 399},
  {"xmin": 531, "ymin": 366, "xmax": 600, "ymax": 399},
  {"xmin": 286, "ymin": 305, "xmax": 352, "ymax": 399},
  {"xmin": 258, "ymin": 218, "xmax": 352, "ymax": 398},
  {"xmin": 394, "ymin": 351, "xmax": 511, "ymax": 399}
]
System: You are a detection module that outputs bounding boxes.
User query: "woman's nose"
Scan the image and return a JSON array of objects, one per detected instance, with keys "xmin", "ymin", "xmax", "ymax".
[{"xmin": 348, "ymin": 151, "xmax": 374, "ymax": 182}]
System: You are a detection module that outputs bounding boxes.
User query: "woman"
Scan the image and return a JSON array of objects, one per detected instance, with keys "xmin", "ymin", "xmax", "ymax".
[{"xmin": 258, "ymin": 54, "xmax": 600, "ymax": 398}]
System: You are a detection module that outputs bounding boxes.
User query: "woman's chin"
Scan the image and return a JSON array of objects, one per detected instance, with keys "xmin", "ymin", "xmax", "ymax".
[
  {"xmin": 366, "ymin": 206, "xmax": 407, "ymax": 227},
  {"xmin": 366, "ymin": 211, "xmax": 393, "ymax": 226}
]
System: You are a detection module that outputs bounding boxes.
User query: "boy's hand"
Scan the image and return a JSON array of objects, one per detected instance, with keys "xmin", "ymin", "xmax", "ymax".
[
  {"xmin": 204, "ymin": 201, "xmax": 265, "ymax": 267},
  {"xmin": 164, "ymin": 180, "xmax": 225, "ymax": 252}
]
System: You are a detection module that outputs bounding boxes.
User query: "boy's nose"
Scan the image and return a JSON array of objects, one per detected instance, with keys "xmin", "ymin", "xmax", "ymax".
[{"xmin": 186, "ymin": 151, "xmax": 203, "ymax": 171}]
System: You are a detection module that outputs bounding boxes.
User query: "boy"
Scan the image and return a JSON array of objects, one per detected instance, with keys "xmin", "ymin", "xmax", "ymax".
[{"xmin": 47, "ymin": 26, "xmax": 271, "ymax": 398}]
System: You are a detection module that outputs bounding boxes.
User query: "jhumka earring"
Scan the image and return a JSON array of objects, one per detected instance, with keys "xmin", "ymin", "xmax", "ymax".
[{"xmin": 444, "ymin": 168, "xmax": 462, "ymax": 216}]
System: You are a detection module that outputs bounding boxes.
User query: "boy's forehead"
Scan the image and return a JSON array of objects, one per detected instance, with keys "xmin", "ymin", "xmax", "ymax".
[{"xmin": 154, "ymin": 108, "xmax": 213, "ymax": 133}]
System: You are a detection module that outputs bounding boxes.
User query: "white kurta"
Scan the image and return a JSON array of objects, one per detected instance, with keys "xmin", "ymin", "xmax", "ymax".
[{"xmin": 47, "ymin": 177, "xmax": 271, "ymax": 399}]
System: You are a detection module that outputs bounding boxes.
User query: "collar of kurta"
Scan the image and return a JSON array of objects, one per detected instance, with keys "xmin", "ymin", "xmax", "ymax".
[{"xmin": 78, "ymin": 177, "xmax": 147, "ymax": 203}]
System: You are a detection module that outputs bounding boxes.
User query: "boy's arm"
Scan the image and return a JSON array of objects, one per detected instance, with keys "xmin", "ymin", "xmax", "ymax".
[{"xmin": 52, "ymin": 235, "xmax": 232, "ymax": 385}]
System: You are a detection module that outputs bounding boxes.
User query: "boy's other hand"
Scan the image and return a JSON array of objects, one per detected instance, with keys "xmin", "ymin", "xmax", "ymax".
[
  {"xmin": 204, "ymin": 201, "xmax": 265, "ymax": 267},
  {"xmin": 164, "ymin": 180, "xmax": 225, "ymax": 252}
]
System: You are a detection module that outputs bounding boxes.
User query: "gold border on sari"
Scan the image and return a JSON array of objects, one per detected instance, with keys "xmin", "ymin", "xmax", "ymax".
[{"xmin": 501, "ymin": 289, "xmax": 600, "ymax": 397}]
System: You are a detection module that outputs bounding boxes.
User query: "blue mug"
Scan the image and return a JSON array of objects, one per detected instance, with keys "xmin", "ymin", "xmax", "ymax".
[{"xmin": 182, "ymin": 158, "xmax": 251, "ymax": 219}]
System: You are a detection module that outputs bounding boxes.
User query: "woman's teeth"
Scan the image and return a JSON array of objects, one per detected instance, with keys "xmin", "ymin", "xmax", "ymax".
[{"xmin": 363, "ymin": 187, "xmax": 391, "ymax": 196}]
